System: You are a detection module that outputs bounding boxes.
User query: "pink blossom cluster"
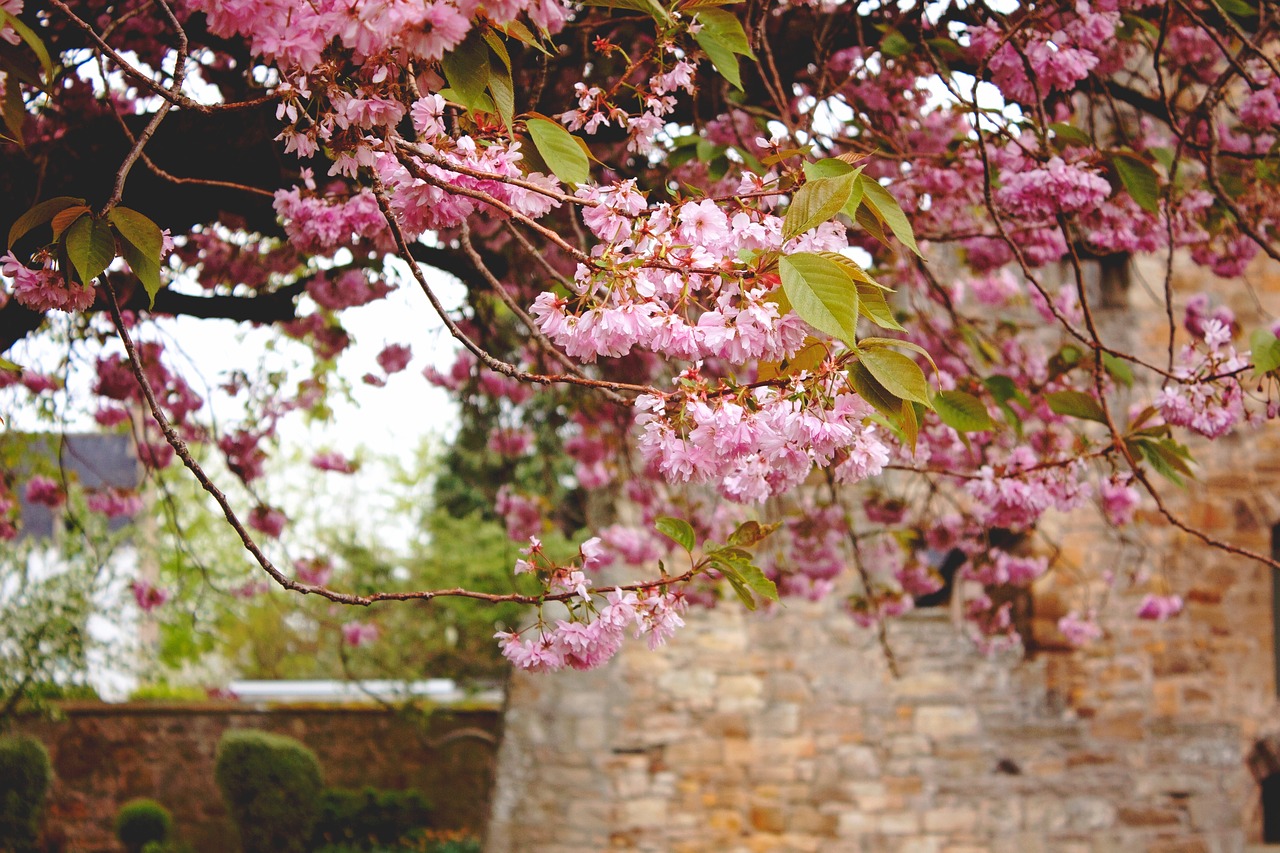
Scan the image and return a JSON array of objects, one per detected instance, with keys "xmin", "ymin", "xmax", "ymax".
[
  {"xmin": 24, "ymin": 475, "xmax": 64, "ymax": 508},
  {"xmin": 964, "ymin": 448, "xmax": 1090, "ymax": 529},
  {"xmin": 995, "ymin": 157, "xmax": 1111, "ymax": 222},
  {"xmin": 375, "ymin": 140, "xmax": 562, "ymax": 238},
  {"xmin": 1, "ymin": 252, "xmax": 96, "ymax": 312},
  {"xmin": 635, "ymin": 385, "xmax": 891, "ymax": 504},
  {"xmin": 495, "ymin": 486, "xmax": 542, "ymax": 542},
  {"xmin": 86, "ymin": 488, "xmax": 144, "ymax": 518},
  {"xmin": 1136, "ymin": 593, "xmax": 1183, "ymax": 621},
  {"xmin": 496, "ymin": 586, "xmax": 687, "ymax": 672},
  {"xmin": 1154, "ymin": 323, "xmax": 1247, "ymax": 439}
]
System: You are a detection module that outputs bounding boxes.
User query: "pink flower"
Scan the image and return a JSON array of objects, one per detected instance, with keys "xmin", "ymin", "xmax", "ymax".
[
  {"xmin": 295, "ymin": 557, "xmax": 332, "ymax": 586},
  {"xmin": 342, "ymin": 621, "xmax": 380, "ymax": 647},
  {"xmin": 86, "ymin": 489, "xmax": 144, "ymax": 518},
  {"xmin": 24, "ymin": 475, "xmax": 64, "ymax": 508},
  {"xmin": 248, "ymin": 505, "xmax": 287, "ymax": 538},
  {"xmin": 1058, "ymin": 610, "xmax": 1103, "ymax": 647},
  {"xmin": 376, "ymin": 343, "xmax": 412, "ymax": 374},
  {"xmin": 311, "ymin": 451, "xmax": 357, "ymax": 474},
  {"xmin": 1099, "ymin": 474, "xmax": 1140, "ymax": 526},
  {"xmin": 132, "ymin": 580, "xmax": 171, "ymax": 613},
  {"xmin": 1136, "ymin": 593, "xmax": 1183, "ymax": 621}
]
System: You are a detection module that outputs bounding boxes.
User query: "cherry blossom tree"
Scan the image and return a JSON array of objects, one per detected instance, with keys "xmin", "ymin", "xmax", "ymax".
[{"xmin": 1, "ymin": 0, "xmax": 1278, "ymax": 674}]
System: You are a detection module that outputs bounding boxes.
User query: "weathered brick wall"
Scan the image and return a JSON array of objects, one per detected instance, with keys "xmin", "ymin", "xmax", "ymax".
[{"xmin": 14, "ymin": 702, "xmax": 501, "ymax": 853}]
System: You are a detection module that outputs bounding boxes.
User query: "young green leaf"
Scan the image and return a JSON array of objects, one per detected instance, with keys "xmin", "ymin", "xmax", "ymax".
[
  {"xmin": 108, "ymin": 207, "xmax": 164, "ymax": 260},
  {"xmin": 856, "ymin": 347, "xmax": 931, "ymax": 406},
  {"xmin": 63, "ymin": 215, "xmax": 116, "ymax": 286},
  {"xmin": 526, "ymin": 116, "xmax": 590, "ymax": 185},
  {"xmin": 855, "ymin": 284, "xmax": 905, "ymax": 331},
  {"xmin": 694, "ymin": 28, "xmax": 743, "ymax": 90},
  {"xmin": 848, "ymin": 361, "xmax": 902, "ymax": 418},
  {"xmin": 732, "ymin": 561, "xmax": 779, "ymax": 603},
  {"xmin": 779, "ymin": 252, "xmax": 859, "ymax": 347},
  {"xmin": 1112, "ymin": 154, "xmax": 1160, "ymax": 214},
  {"xmin": 934, "ymin": 390, "xmax": 995, "ymax": 433},
  {"xmin": 441, "ymin": 34, "xmax": 491, "ymax": 110},
  {"xmin": 899, "ymin": 398, "xmax": 919, "ymax": 453},
  {"xmin": 0, "ymin": 10, "xmax": 53, "ymax": 85},
  {"xmin": 694, "ymin": 8, "xmax": 753, "ymax": 56},
  {"xmin": 655, "ymin": 516, "xmax": 696, "ymax": 553},
  {"xmin": 1101, "ymin": 352, "xmax": 1134, "ymax": 387},
  {"xmin": 9, "ymin": 196, "xmax": 86, "ymax": 247},
  {"xmin": 0, "ymin": 355, "xmax": 21, "ymax": 374},
  {"xmin": 783, "ymin": 171, "xmax": 856, "ymax": 240},
  {"xmin": 856, "ymin": 175, "xmax": 921, "ymax": 256},
  {"xmin": 2, "ymin": 72, "xmax": 24, "ymax": 148},
  {"xmin": 1251, "ymin": 328, "xmax": 1280, "ymax": 375},
  {"xmin": 1046, "ymin": 390, "xmax": 1108, "ymax": 424}
]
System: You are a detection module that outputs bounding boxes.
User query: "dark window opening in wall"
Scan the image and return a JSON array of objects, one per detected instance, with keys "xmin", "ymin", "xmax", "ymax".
[
  {"xmin": 914, "ymin": 547, "xmax": 964, "ymax": 608},
  {"xmin": 1271, "ymin": 524, "xmax": 1280, "ymax": 698},
  {"xmin": 1263, "ymin": 773, "xmax": 1280, "ymax": 842}
]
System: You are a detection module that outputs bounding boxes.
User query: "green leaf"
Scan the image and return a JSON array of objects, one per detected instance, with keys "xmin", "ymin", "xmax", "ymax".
[
  {"xmin": 9, "ymin": 196, "xmax": 86, "ymax": 247},
  {"xmin": 108, "ymin": 207, "xmax": 163, "ymax": 259},
  {"xmin": 783, "ymin": 171, "xmax": 856, "ymax": 240},
  {"xmin": 111, "ymin": 205, "xmax": 165, "ymax": 305},
  {"xmin": 63, "ymin": 215, "xmax": 116, "ymax": 287},
  {"xmin": 899, "ymin": 398, "xmax": 919, "ymax": 453},
  {"xmin": 879, "ymin": 30, "xmax": 912, "ymax": 58},
  {"xmin": 526, "ymin": 116, "xmax": 590, "ymax": 185},
  {"xmin": 733, "ymin": 561, "xmax": 779, "ymax": 603},
  {"xmin": 488, "ymin": 65, "xmax": 516, "ymax": 132},
  {"xmin": 1112, "ymin": 154, "xmax": 1161, "ymax": 214},
  {"xmin": 1134, "ymin": 437, "xmax": 1195, "ymax": 486},
  {"xmin": 1101, "ymin": 352, "xmax": 1134, "ymax": 387},
  {"xmin": 694, "ymin": 27, "xmax": 743, "ymax": 90},
  {"xmin": 0, "ymin": 9, "xmax": 52, "ymax": 85},
  {"xmin": 856, "ymin": 175, "xmax": 921, "ymax": 256},
  {"xmin": 854, "ymin": 203, "xmax": 889, "ymax": 248},
  {"xmin": 934, "ymin": 390, "xmax": 994, "ymax": 433},
  {"xmin": 1211, "ymin": 0, "xmax": 1257, "ymax": 17},
  {"xmin": 441, "ymin": 33, "xmax": 491, "ymax": 111},
  {"xmin": 694, "ymin": 8, "xmax": 753, "ymax": 56},
  {"xmin": 1049, "ymin": 122, "xmax": 1092, "ymax": 147},
  {"xmin": 855, "ymin": 283, "xmax": 904, "ymax": 331},
  {"xmin": 0, "ymin": 355, "xmax": 21, "ymax": 373},
  {"xmin": 2, "ymin": 71, "xmax": 24, "ymax": 149},
  {"xmin": 655, "ymin": 516, "xmax": 695, "ymax": 553},
  {"xmin": 1046, "ymin": 390, "xmax": 1107, "ymax": 424},
  {"xmin": 727, "ymin": 520, "xmax": 779, "ymax": 548},
  {"xmin": 848, "ymin": 361, "xmax": 901, "ymax": 417},
  {"xmin": 50, "ymin": 205, "xmax": 90, "ymax": 240},
  {"xmin": 860, "ymin": 337, "xmax": 939, "ymax": 375},
  {"xmin": 856, "ymin": 347, "xmax": 931, "ymax": 406},
  {"xmin": 722, "ymin": 569, "xmax": 757, "ymax": 610},
  {"xmin": 779, "ymin": 252, "xmax": 859, "ymax": 346},
  {"xmin": 803, "ymin": 158, "xmax": 855, "ymax": 180},
  {"xmin": 582, "ymin": 0, "xmax": 671, "ymax": 21},
  {"xmin": 1252, "ymin": 328, "xmax": 1280, "ymax": 375}
]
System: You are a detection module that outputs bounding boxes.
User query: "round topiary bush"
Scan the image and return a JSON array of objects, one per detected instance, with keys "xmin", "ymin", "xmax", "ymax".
[
  {"xmin": 214, "ymin": 730, "xmax": 323, "ymax": 853},
  {"xmin": 0, "ymin": 735, "xmax": 53, "ymax": 853},
  {"xmin": 114, "ymin": 798, "xmax": 172, "ymax": 853}
]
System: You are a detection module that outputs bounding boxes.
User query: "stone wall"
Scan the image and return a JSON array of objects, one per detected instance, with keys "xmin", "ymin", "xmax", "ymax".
[
  {"xmin": 488, "ymin": 606, "xmax": 1249, "ymax": 853},
  {"xmin": 14, "ymin": 701, "xmax": 501, "ymax": 853},
  {"xmin": 487, "ymin": 255, "xmax": 1280, "ymax": 853}
]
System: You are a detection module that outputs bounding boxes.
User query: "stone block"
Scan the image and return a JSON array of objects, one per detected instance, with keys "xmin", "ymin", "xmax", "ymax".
[
  {"xmin": 924, "ymin": 806, "xmax": 980, "ymax": 834},
  {"xmin": 915, "ymin": 706, "xmax": 981, "ymax": 739}
]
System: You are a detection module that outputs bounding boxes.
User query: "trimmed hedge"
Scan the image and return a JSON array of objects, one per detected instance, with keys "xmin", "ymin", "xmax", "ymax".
[
  {"xmin": 115, "ymin": 798, "xmax": 172, "ymax": 853},
  {"xmin": 312, "ymin": 786, "xmax": 432, "ymax": 848},
  {"xmin": 214, "ymin": 730, "xmax": 322, "ymax": 853},
  {"xmin": 0, "ymin": 735, "xmax": 52, "ymax": 853}
]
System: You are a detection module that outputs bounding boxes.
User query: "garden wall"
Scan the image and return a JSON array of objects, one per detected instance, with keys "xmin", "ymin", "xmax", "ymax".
[{"xmin": 13, "ymin": 701, "xmax": 502, "ymax": 853}]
